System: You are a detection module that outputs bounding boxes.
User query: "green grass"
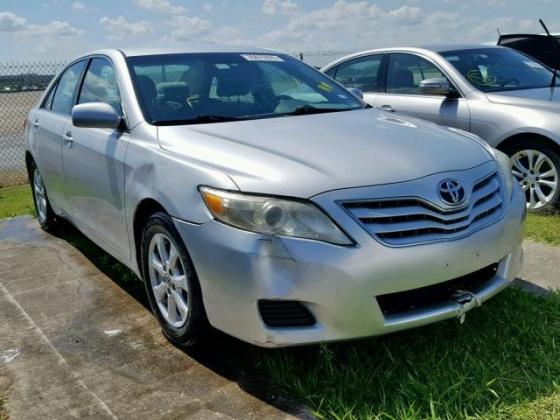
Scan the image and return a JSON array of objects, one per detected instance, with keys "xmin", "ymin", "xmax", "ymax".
[
  {"xmin": 0, "ymin": 396, "xmax": 7, "ymax": 420},
  {"xmin": 0, "ymin": 185, "xmax": 34, "ymax": 219},
  {"xmin": 1, "ymin": 185, "xmax": 560, "ymax": 419},
  {"xmin": 525, "ymin": 212, "xmax": 560, "ymax": 246},
  {"xmin": 258, "ymin": 288, "xmax": 560, "ymax": 419}
]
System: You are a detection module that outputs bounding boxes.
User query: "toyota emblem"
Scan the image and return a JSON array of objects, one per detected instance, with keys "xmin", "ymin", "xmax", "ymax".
[{"xmin": 438, "ymin": 179, "xmax": 465, "ymax": 206}]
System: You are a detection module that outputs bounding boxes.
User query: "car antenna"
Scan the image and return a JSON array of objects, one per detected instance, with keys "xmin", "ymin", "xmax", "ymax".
[
  {"xmin": 539, "ymin": 18, "xmax": 559, "ymax": 88},
  {"xmin": 496, "ymin": 27, "xmax": 501, "ymax": 37}
]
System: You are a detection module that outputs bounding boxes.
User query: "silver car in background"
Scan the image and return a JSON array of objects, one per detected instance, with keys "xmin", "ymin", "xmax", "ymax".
[
  {"xmin": 26, "ymin": 46, "xmax": 525, "ymax": 348},
  {"xmin": 323, "ymin": 45, "xmax": 560, "ymax": 211}
]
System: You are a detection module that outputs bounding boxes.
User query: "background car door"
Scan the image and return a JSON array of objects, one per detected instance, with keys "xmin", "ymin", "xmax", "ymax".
[
  {"xmin": 30, "ymin": 61, "xmax": 86, "ymax": 212},
  {"xmin": 61, "ymin": 57, "xmax": 130, "ymax": 261},
  {"xmin": 325, "ymin": 54, "xmax": 387, "ymax": 105},
  {"xmin": 374, "ymin": 53, "xmax": 470, "ymax": 131}
]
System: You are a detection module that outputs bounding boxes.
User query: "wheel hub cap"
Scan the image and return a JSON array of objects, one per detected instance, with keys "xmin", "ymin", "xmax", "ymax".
[
  {"xmin": 511, "ymin": 149, "xmax": 558, "ymax": 210},
  {"xmin": 33, "ymin": 169, "xmax": 48, "ymax": 222},
  {"xmin": 148, "ymin": 233, "xmax": 190, "ymax": 328}
]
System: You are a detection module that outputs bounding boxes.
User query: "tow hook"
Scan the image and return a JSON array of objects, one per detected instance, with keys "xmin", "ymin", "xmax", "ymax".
[{"xmin": 452, "ymin": 290, "xmax": 482, "ymax": 324}]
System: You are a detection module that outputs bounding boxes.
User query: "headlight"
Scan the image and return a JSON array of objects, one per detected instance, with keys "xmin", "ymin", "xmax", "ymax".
[
  {"xmin": 199, "ymin": 187, "xmax": 353, "ymax": 245},
  {"xmin": 494, "ymin": 149, "xmax": 514, "ymax": 198}
]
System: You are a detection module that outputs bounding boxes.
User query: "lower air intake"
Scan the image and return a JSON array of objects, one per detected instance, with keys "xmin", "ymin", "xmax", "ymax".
[{"xmin": 258, "ymin": 300, "xmax": 316, "ymax": 328}]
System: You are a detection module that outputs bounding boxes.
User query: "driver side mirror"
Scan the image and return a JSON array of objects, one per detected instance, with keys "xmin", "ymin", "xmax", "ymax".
[
  {"xmin": 347, "ymin": 87, "xmax": 364, "ymax": 99},
  {"xmin": 419, "ymin": 78, "xmax": 451, "ymax": 96},
  {"xmin": 72, "ymin": 102, "xmax": 122, "ymax": 129}
]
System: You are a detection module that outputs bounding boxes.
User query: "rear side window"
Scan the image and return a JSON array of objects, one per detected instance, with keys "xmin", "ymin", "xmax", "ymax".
[
  {"xmin": 330, "ymin": 55, "xmax": 384, "ymax": 92},
  {"xmin": 51, "ymin": 60, "xmax": 86, "ymax": 115},
  {"xmin": 78, "ymin": 58, "xmax": 122, "ymax": 114}
]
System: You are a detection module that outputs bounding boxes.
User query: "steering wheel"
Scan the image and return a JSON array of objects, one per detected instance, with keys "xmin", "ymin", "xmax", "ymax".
[{"xmin": 500, "ymin": 78, "xmax": 520, "ymax": 88}]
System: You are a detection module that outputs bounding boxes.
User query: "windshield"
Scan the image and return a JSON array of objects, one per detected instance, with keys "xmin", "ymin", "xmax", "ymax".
[
  {"xmin": 441, "ymin": 48, "xmax": 560, "ymax": 92},
  {"xmin": 127, "ymin": 52, "xmax": 365, "ymax": 125}
]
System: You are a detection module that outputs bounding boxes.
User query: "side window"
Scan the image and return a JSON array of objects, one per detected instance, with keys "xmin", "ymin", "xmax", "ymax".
[
  {"xmin": 331, "ymin": 55, "xmax": 384, "ymax": 92},
  {"xmin": 41, "ymin": 82, "xmax": 57, "ymax": 110},
  {"xmin": 387, "ymin": 53, "xmax": 446, "ymax": 95},
  {"xmin": 78, "ymin": 58, "xmax": 122, "ymax": 114},
  {"xmin": 51, "ymin": 61, "xmax": 86, "ymax": 115}
]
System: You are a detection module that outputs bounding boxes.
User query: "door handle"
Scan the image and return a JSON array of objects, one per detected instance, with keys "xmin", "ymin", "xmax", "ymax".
[
  {"xmin": 32, "ymin": 120, "xmax": 39, "ymax": 129},
  {"xmin": 63, "ymin": 131, "xmax": 73, "ymax": 148},
  {"xmin": 380, "ymin": 105, "xmax": 395, "ymax": 112}
]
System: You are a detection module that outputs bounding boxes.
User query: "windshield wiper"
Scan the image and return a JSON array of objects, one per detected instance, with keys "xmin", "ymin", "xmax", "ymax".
[
  {"xmin": 280, "ymin": 104, "xmax": 355, "ymax": 117},
  {"xmin": 152, "ymin": 115, "xmax": 245, "ymax": 126}
]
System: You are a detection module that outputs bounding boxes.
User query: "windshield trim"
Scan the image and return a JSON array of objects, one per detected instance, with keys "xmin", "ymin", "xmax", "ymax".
[{"xmin": 151, "ymin": 106, "xmax": 365, "ymax": 126}]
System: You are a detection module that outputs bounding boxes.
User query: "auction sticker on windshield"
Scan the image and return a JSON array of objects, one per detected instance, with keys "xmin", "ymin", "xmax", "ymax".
[{"xmin": 241, "ymin": 54, "xmax": 284, "ymax": 62}]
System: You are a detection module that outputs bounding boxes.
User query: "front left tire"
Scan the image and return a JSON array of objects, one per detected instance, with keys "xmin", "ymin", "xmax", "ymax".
[{"xmin": 140, "ymin": 212, "xmax": 208, "ymax": 347}]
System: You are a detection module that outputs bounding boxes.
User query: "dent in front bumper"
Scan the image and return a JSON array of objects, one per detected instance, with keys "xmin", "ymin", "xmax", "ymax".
[{"xmin": 173, "ymin": 182, "xmax": 526, "ymax": 348}]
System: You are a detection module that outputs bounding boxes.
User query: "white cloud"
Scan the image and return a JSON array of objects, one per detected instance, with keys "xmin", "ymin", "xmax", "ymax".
[
  {"xmin": 164, "ymin": 15, "xmax": 212, "ymax": 42},
  {"xmin": 388, "ymin": 5, "xmax": 423, "ymax": 24},
  {"xmin": 133, "ymin": 0, "xmax": 187, "ymax": 15},
  {"xmin": 262, "ymin": 0, "xmax": 299, "ymax": 15},
  {"xmin": 71, "ymin": 2, "xmax": 86, "ymax": 11},
  {"xmin": 100, "ymin": 16, "xmax": 153, "ymax": 38},
  {"xmin": 26, "ymin": 21, "xmax": 83, "ymax": 38},
  {"xmin": 0, "ymin": 11, "xmax": 81, "ymax": 37},
  {"xmin": 0, "ymin": 11, "xmax": 27, "ymax": 32}
]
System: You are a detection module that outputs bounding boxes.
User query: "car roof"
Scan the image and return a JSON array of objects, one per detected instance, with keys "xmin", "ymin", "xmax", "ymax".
[
  {"xmin": 421, "ymin": 44, "xmax": 504, "ymax": 53},
  {"xmin": 345, "ymin": 44, "xmax": 504, "ymax": 55},
  {"xmin": 88, "ymin": 44, "xmax": 279, "ymax": 58},
  {"xmin": 321, "ymin": 44, "xmax": 507, "ymax": 70}
]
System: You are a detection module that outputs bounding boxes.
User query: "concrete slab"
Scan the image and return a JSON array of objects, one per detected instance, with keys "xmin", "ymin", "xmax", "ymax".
[
  {"xmin": 518, "ymin": 240, "xmax": 560, "ymax": 292},
  {"xmin": 0, "ymin": 217, "xmax": 303, "ymax": 420}
]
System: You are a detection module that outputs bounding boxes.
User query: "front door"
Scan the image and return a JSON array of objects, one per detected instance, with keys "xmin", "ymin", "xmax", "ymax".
[
  {"xmin": 374, "ymin": 53, "xmax": 471, "ymax": 131},
  {"xmin": 61, "ymin": 57, "xmax": 130, "ymax": 261}
]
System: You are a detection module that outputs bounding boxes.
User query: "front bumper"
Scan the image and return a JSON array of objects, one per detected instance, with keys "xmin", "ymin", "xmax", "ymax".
[{"xmin": 173, "ymin": 178, "xmax": 526, "ymax": 348}]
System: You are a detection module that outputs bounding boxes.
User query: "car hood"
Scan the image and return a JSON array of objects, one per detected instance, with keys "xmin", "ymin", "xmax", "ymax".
[
  {"xmin": 157, "ymin": 109, "xmax": 492, "ymax": 198},
  {"xmin": 485, "ymin": 87, "xmax": 560, "ymax": 112}
]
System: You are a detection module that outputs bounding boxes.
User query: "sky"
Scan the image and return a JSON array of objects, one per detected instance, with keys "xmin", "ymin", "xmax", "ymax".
[{"xmin": 0, "ymin": 0, "xmax": 559, "ymax": 62}]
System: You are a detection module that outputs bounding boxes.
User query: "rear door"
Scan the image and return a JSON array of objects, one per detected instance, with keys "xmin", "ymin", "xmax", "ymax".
[
  {"xmin": 61, "ymin": 57, "xmax": 130, "ymax": 261},
  {"xmin": 325, "ymin": 54, "xmax": 387, "ymax": 105},
  {"xmin": 29, "ymin": 60, "xmax": 87, "ymax": 212},
  {"xmin": 374, "ymin": 53, "xmax": 471, "ymax": 130}
]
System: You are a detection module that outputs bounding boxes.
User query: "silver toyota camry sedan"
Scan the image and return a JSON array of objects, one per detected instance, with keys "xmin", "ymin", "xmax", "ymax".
[
  {"xmin": 323, "ymin": 45, "xmax": 560, "ymax": 211},
  {"xmin": 25, "ymin": 45, "xmax": 526, "ymax": 348}
]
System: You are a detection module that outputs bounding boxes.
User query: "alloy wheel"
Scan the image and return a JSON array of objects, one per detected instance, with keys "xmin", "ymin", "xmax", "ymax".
[
  {"xmin": 33, "ymin": 168, "xmax": 48, "ymax": 223},
  {"xmin": 510, "ymin": 149, "xmax": 558, "ymax": 210},
  {"xmin": 148, "ymin": 233, "xmax": 190, "ymax": 328}
]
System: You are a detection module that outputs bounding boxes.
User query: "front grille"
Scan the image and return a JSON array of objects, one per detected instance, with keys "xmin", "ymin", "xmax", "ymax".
[
  {"xmin": 376, "ymin": 263, "xmax": 498, "ymax": 316},
  {"xmin": 341, "ymin": 171, "xmax": 504, "ymax": 246},
  {"xmin": 258, "ymin": 300, "xmax": 316, "ymax": 328}
]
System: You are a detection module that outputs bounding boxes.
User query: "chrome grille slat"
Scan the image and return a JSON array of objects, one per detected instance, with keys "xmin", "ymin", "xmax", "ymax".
[
  {"xmin": 341, "ymin": 171, "xmax": 504, "ymax": 246},
  {"xmin": 351, "ymin": 203, "xmax": 469, "ymax": 221}
]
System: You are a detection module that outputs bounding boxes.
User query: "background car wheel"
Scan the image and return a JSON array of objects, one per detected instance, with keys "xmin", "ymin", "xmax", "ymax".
[
  {"xmin": 502, "ymin": 139, "xmax": 560, "ymax": 212},
  {"xmin": 140, "ymin": 212, "xmax": 208, "ymax": 347},
  {"xmin": 29, "ymin": 162, "xmax": 57, "ymax": 231}
]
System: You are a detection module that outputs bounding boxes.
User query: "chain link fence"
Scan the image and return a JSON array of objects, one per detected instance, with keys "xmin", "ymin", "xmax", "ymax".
[
  {"xmin": 0, "ymin": 50, "xmax": 355, "ymax": 187},
  {"xmin": 294, "ymin": 49, "xmax": 357, "ymax": 69},
  {"xmin": 0, "ymin": 61, "xmax": 66, "ymax": 186}
]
